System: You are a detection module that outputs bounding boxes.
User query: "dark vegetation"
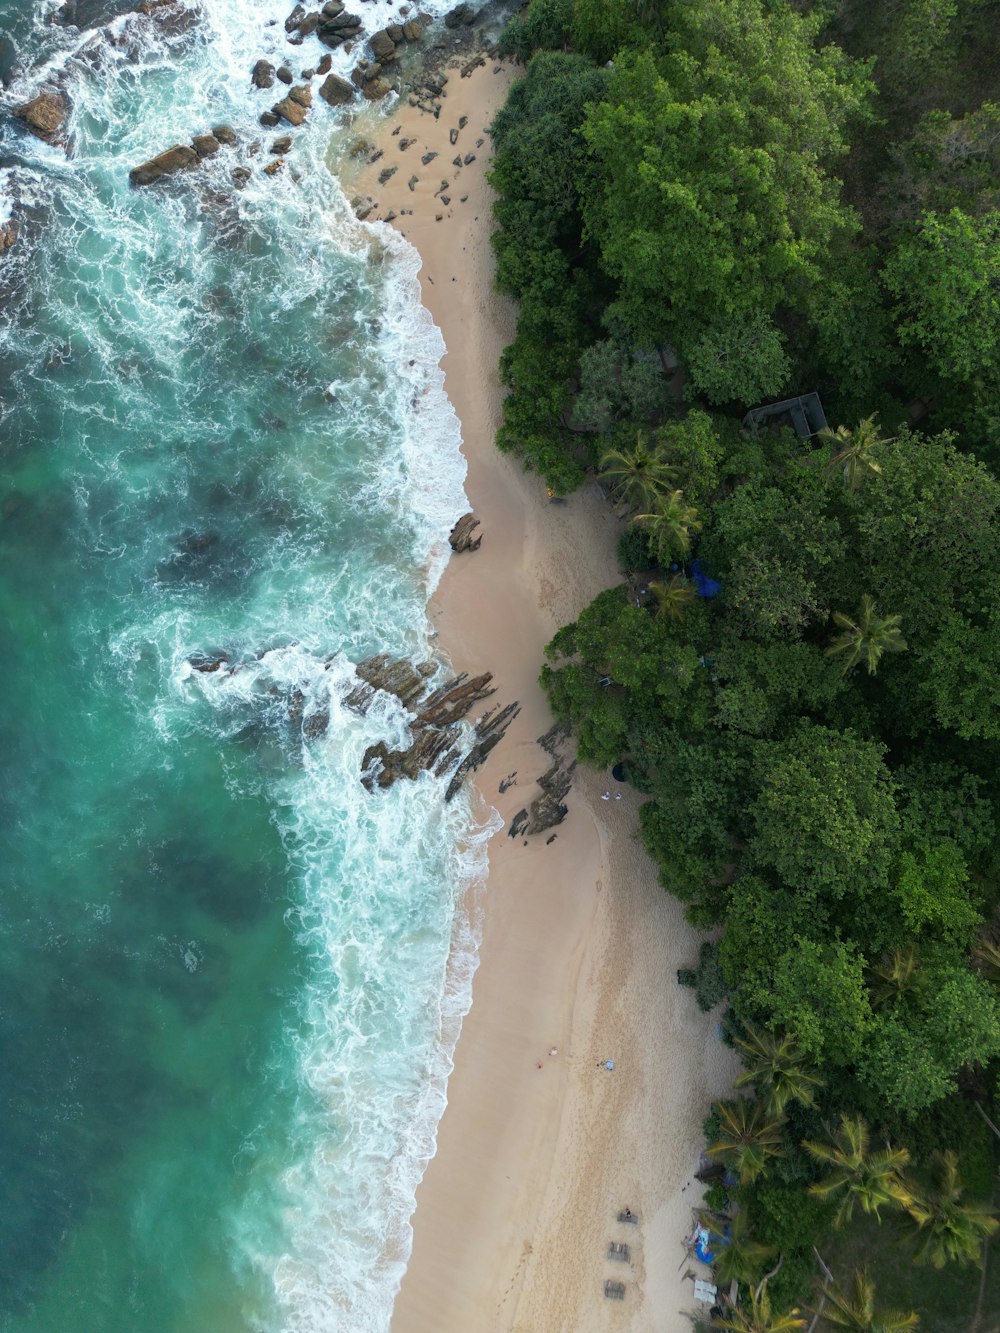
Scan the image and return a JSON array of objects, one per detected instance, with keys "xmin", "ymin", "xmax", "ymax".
[{"xmin": 491, "ymin": 0, "xmax": 1000, "ymax": 1325}]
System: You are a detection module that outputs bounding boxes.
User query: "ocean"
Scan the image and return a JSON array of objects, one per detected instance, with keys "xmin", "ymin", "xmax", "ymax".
[{"xmin": 0, "ymin": 2, "xmax": 497, "ymax": 1328}]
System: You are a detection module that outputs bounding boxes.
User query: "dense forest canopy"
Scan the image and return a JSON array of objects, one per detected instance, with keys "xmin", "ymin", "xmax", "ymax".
[{"xmin": 490, "ymin": 0, "xmax": 1000, "ymax": 1323}]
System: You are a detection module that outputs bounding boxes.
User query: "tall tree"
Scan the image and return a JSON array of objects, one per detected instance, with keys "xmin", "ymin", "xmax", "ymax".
[
  {"xmin": 635, "ymin": 490, "xmax": 702, "ymax": 558},
  {"xmin": 825, "ymin": 596, "xmax": 908, "ymax": 676},
  {"xmin": 647, "ymin": 573, "xmax": 697, "ymax": 622},
  {"xmin": 803, "ymin": 1116, "xmax": 911, "ymax": 1226},
  {"xmin": 903, "ymin": 1150, "xmax": 999, "ymax": 1268},
  {"xmin": 708, "ymin": 1098, "xmax": 785, "ymax": 1185},
  {"xmin": 811, "ymin": 1268, "xmax": 919, "ymax": 1332},
  {"xmin": 599, "ymin": 434, "xmax": 677, "ymax": 515},
  {"xmin": 820, "ymin": 417, "xmax": 891, "ymax": 490},
  {"xmin": 712, "ymin": 1282, "xmax": 806, "ymax": 1333},
  {"xmin": 734, "ymin": 1024, "xmax": 825, "ymax": 1116}
]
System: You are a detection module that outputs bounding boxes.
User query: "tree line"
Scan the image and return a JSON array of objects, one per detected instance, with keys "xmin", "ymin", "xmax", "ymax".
[{"xmin": 490, "ymin": 0, "xmax": 1000, "ymax": 1325}]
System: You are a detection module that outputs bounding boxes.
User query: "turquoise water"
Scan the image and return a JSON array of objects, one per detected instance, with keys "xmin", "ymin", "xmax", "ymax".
[{"xmin": 0, "ymin": 3, "xmax": 492, "ymax": 1328}]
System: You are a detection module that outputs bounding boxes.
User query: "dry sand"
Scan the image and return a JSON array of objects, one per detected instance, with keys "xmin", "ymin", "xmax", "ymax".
[{"xmin": 343, "ymin": 54, "xmax": 739, "ymax": 1332}]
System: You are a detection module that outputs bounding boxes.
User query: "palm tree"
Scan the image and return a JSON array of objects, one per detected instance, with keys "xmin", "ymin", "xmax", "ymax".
[
  {"xmin": 972, "ymin": 937, "xmax": 1000, "ymax": 986},
  {"xmin": 635, "ymin": 489, "xmax": 702, "ymax": 559},
  {"xmin": 734, "ymin": 1023, "xmax": 825, "ymax": 1116},
  {"xmin": 803, "ymin": 1116, "xmax": 911, "ymax": 1227},
  {"xmin": 599, "ymin": 433, "xmax": 676, "ymax": 515},
  {"xmin": 647, "ymin": 573, "xmax": 697, "ymax": 622},
  {"xmin": 712, "ymin": 1282, "xmax": 806, "ymax": 1332},
  {"xmin": 903, "ymin": 1150, "xmax": 999, "ymax": 1268},
  {"xmin": 811, "ymin": 1268, "xmax": 918, "ymax": 1331},
  {"xmin": 868, "ymin": 944, "xmax": 925, "ymax": 1009},
  {"xmin": 825, "ymin": 596, "xmax": 907, "ymax": 676},
  {"xmin": 820, "ymin": 416, "xmax": 892, "ymax": 490},
  {"xmin": 708, "ymin": 1098, "xmax": 785, "ymax": 1185},
  {"xmin": 699, "ymin": 1210, "xmax": 776, "ymax": 1287}
]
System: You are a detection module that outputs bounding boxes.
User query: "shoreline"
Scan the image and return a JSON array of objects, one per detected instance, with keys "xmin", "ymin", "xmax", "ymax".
[{"xmin": 346, "ymin": 59, "xmax": 739, "ymax": 1331}]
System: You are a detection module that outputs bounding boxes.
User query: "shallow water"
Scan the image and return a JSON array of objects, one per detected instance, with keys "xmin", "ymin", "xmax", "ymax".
[{"xmin": 0, "ymin": 3, "xmax": 494, "ymax": 1328}]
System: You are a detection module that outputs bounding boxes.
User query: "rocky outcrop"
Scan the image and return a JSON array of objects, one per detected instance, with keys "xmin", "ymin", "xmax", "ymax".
[
  {"xmin": 0, "ymin": 220, "xmax": 18, "ymax": 256},
  {"xmin": 333, "ymin": 655, "xmax": 519, "ymax": 800},
  {"xmin": 192, "ymin": 133, "xmax": 221, "ymax": 157},
  {"xmin": 444, "ymin": 3, "xmax": 477, "ymax": 27},
  {"xmin": 13, "ymin": 91, "xmax": 70, "ymax": 146},
  {"xmin": 449, "ymin": 512, "xmax": 482, "ymax": 552},
  {"xmin": 129, "ymin": 143, "xmax": 198, "ymax": 186},
  {"xmin": 316, "ymin": 3, "xmax": 363, "ymax": 49},
  {"xmin": 319, "ymin": 72, "xmax": 356, "ymax": 105},
  {"xmin": 272, "ymin": 83, "xmax": 312, "ymax": 126},
  {"xmin": 508, "ymin": 725, "xmax": 576, "ymax": 838}
]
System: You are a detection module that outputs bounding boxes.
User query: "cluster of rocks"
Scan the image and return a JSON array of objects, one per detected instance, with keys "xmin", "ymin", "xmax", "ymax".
[
  {"xmin": 129, "ymin": 124, "xmax": 238, "ymax": 187},
  {"xmin": 284, "ymin": 0, "xmax": 363, "ymax": 48},
  {"xmin": 348, "ymin": 656, "xmax": 519, "ymax": 801},
  {"xmin": 0, "ymin": 219, "xmax": 19, "ymax": 256},
  {"xmin": 508, "ymin": 725, "xmax": 576, "ymax": 838}
]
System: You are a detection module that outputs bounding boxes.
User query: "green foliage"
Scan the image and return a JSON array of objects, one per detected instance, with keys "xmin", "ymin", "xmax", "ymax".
[
  {"xmin": 497, "ymin": 0, "xmax": 574, "ymax": 62},
  {"xmin": 574, "ymin": 339, "xmax": 674, "ymax": 431},
  {"xmin": 884, "ymin": 209, "xmax": 1000, "ymax": 386},
  {"xmin": 694, "ymin": 939, "xmax": 726, "ymax": 1011},
  {"xmin": 685, "ymin": 314, "xmax": 791, "ymax": 407},
  {"xmin": 580, "ymin": 12, "xmax": 870, "ymax": 357},
  {"xmin": 615, "ymin": 522, "xmax": 654, "ymax": 572}
]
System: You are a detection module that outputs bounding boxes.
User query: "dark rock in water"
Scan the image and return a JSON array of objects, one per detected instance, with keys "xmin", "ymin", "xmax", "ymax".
[
  {"xmin": 276, "ymin": 65, "xmax": 294, "ymax": 85},
  {"xmin": 251, "ymin": 59, "xmax": 275, "ymax": 89},
  {"xmin": 192, "ymin": 133, "xmax": 221, "ymax": 157},
  {"xmin": 370, "ymin": 28, "xmax": 396, "ymax": 58},
  {"xmin": 449, "ymin": 512, "xmax": 482, "ymax": 552},
  {"xmin": 263, "ymin": 158, "xmax": 284, "ymax": 175},
  {"xmin": 322, "ymin": 0, "xmax": 345, "ymax": 14},
  {"xmin": 129, "ymin": 143, "xmax": 198, "ymax": 186},
  {"xmin": 13, "ymin": 91, "xmax": 70, "ymax": 146},
  {"xmin": 363, "ymin": 78, "xmax": 392, "ymax": 101},
  {"xmin": 230, "ymin": 166, "xmax": 252, "ymax": 188},
  {"xmin": 284, "ymin": 4, "xmax": 306, "ymax": 32},
  {"xmin": 189, "ymin": 652, "xmax": 230, "ymax": 674},
  {"xmin": 347, "ymin": 655, "xmax": 437, "ymax": 710},
  {"xmin": 319, "ymin": 72, "xmax": 355, "ymax": 104},
  {"xmin": 402, "ymin": 18, "xmax": 423, "ymax": 40},
  {"xmin": 317, "ymin": 53, "xmax": 333, "ymax": 74},
  {"xmin": 352, "ymin": 195, "xmax": 375, "ymax": 219},
  {"xmin": 272, "ymin": 95, "xmax": 308, "ymax": 126},
  {"xmin": 287, "ymin": 83, "xmax": 312, "ymax": 108},
  {"xmin": 259, "ymin": 110, "xmax": 281, "ymax": 127},
  {"xmin": 386, "ymin": 22, "xmax": 404, "ymax": 41},
  {"xmin": 301, "ymin": 67, "xmax": 315, "ymax": 79},
  {"xmin": 444, "ymin": 2, "xmax": 476, "ymax": 26},
  {"xmin": 302, "ymin": 710, "xmax": 329, "ymax": 740},
  {"xmin": 212, "ymin": 124, "xmax": 237, "ymax": 145},
  {"xmin": 0, "ymin": 220, "xmax": 18, "ymax": 256},
  {"xmin": 270, "ymin": 134, "xmax": 293, "ymax": 155},
  {"xmin": 298, "ymin": 13, "xmax": 319, "ymax": 36}
]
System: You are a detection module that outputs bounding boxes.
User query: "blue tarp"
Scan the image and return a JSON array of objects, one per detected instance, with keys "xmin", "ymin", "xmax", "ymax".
[{"xmin": 691, "ymin": 559, "xmax": 722, "ymax": 598}]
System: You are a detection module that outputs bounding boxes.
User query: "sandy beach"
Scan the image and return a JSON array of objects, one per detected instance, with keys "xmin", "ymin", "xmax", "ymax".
[{"xmin": 346, "ymin": 52, "xmax": 739, "ymax": 1332}]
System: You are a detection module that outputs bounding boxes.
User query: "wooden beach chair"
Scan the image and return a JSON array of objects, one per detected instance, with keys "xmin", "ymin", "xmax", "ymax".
[
  {"xmin": 608, "ymin": 1241, "xmax": 631, "ymax": 1262},
  {"xmin": 604, "ymin": 1280, "xmax": 626, "ymax": 1300}
]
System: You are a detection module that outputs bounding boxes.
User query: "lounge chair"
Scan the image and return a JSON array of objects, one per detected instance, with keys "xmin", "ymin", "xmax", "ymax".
[
  {"xmin": 608, "ymin": 1242, "xmax": 631, "ymax": 1262},
  {"xmin": 604, "ymin": 1280, "xmax": 626, "ymax": 1300},
  {"xmin": 617, "ymin": 1210, "xmax": 639, "ymax": 1225}
]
